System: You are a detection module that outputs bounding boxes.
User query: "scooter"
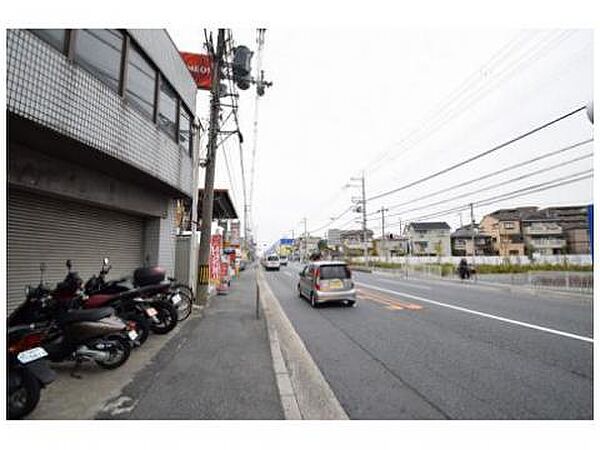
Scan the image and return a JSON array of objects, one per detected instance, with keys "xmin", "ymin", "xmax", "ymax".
[
  {"xmin": 7, "ymin": 324, "xmax": 56, "ymax": 419},
  {"xmin": 9, "ymin": 262, "xmax": 134, "ymax": 371},
  {"xmin": 87, "ymin": 258, "xmax": 193, "ymax": 321},
  {"xmin": 83, "ymin": 258, "xmax": 179, "ymax": 335}
]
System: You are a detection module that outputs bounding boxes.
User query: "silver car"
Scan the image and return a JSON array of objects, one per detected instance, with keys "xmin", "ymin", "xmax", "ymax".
[{"xmin": 297, "ymin": 261, "xmax": 356, "ymax": 308}]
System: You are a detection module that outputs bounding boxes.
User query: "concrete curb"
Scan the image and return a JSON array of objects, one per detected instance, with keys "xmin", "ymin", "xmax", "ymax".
[{"xmin": 257, "ymin": 270, "xmax": 349, "ymax": 420}]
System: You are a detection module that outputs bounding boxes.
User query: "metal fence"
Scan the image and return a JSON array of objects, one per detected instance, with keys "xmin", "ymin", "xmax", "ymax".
[{"xmin": 373, "ymin": 266, "xmax": 593, "ymax": 295}]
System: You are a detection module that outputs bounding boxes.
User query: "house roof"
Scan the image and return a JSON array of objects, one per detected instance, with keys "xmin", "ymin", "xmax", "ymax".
[
  {"xmin": 451, "ymin": 224, "xmax": 490, "ymax": 238},
  {"xmin": 409, "ymin": 222, "xmax": 451, "ymax": 231},
  {"xmin": 489, "ymin": 207, "xmax": 538, "ymax": 221}
]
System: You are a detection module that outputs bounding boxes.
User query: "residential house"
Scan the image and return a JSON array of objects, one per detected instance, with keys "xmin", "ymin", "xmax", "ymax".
[
  {"xmin": 407, "ymin": 222, "xmax": 451, "ymax": 256},
  {"xmin": 451, "ymin": 224, "xmax": 493, "ymax": 256},
  {"xmin": 479, "ymin": 208, "xmax": 536, "ymax": 256},
  {"xmin": 373, "ymin": 235, "xmax": 409, "ymax": 258},
  {"xmin": 540, "ymin": 206, "xmax": 591, "ymax": 254},
  {"xmin": 520, "ymin": 210, "xmax": 565, "ymax": 256}
]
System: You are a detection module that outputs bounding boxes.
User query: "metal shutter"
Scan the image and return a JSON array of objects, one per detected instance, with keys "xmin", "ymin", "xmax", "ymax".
[{"xmin": 7, "ymin": 189, "xmax": 145, "ymax": 313}]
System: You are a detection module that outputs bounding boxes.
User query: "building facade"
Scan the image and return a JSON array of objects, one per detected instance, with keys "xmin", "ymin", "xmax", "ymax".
[
  {"xmin": 7, "ymin": 29, "xmax": 197, "ymax": 312},
  {"xmin": 479, "ymin": 208, "xmax": 535, "ymax": 256},
  {"xmin": 451, "ymin": 224, "xmax": 493, "ymax": 256},
  {"xmin": 407, "ymin": 222, "xmax": 451, "ymax": 256},
  {"xmin": 521, "ymin": 211, "xmax": 566, "ymax": 256},
  {"xmin": 540, "ymin": 206, "xmax": 591, "ymax": 254}
]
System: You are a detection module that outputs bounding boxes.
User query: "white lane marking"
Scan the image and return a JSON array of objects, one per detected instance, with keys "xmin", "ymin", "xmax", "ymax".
[
  {"xmin": 282, "ymin": 271, "xmax": 292, "ymax": 278},
  {"xmin": 374, "ymin": 277, "xmax": 432, "ymax": 291},
  {"xmin": 355, "ymin": 281, "xmax": 593, "ymax": 343}
]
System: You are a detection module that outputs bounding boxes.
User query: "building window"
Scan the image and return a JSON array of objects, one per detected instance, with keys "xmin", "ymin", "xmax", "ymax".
[
  {"xmin": 29, "ymin": 29, "xmax": 68, "ymax": 54},
  {"xmin": 502, "ymin": 222, "xmax": 515, "ymax": 229},
  {"xmin": 125, "ymin": 42, "xmax": 157, "ymax": 120},
  {"xmin": 158, "ymin": 79, "xmax": 178, "ymax": 141},
  {"xmin": 179, "ymin": 108, "xmax": 192, "ymax": 156},
  {"xmin": 74, "ymin": 29, "xmax": 123, "ymax": 93}
]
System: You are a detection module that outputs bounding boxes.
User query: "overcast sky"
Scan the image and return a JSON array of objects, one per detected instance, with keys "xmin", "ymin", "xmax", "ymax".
[{"xmin": 168, "ymin": 28, "xmax": 593, "ymax": 247}]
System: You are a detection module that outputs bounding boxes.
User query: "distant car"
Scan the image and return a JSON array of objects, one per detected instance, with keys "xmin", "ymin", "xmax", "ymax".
[
  {"xmin": 279, "ymin": 255, "xmax": 288, "ymax": 266},
  {"xmin": 239, "ymin": 260, "xmax": 247, "ymax": 271},
  {"xmin": 297, "ymin": 261, "xmax": 356, "ymax": 308},
  {"xmin": 263, "ymin": 255, "xmax": 280, "ymax": 271}
]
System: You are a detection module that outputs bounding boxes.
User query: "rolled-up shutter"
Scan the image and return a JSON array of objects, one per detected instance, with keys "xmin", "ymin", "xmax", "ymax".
[{"xmin": 7, "ymin": 189, "xmax": 145, "ymax": 313}]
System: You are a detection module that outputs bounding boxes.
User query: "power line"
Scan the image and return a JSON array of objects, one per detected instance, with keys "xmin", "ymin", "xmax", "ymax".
[
  {"xmin": 374, "ymin": 171, "xmax": 593, "ymax": 231},
  {"xmin": 379, "ymin": 138, "xmax": 593, "ymax": 215},
  {"xmin": 363, "ymin": 30, "xmax": 574, "ymax": 177},
  {"xmin": 367, "ymin": 152, "xmax": 593, "ymax": 223},
  {"xmin": 367, "ymin": 105, "xmax": 588, "ymax": 202},
  {"xmin": 308, "ymin": 205, "xmax": 354, "ymax": 234}
]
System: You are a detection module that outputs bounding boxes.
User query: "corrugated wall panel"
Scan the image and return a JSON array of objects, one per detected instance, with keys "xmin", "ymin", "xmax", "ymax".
[{"xmin": 7, "ymin": 190, "xmax": 145, "ymax": 313}]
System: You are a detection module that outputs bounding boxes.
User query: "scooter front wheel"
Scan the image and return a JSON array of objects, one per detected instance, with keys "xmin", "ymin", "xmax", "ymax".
[{"xmin": 8, "ymin": 367, "xmax": 41, "ymax": 419}]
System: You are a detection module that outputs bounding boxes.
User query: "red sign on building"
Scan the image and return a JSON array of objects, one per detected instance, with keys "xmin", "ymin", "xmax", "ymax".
[{"xmin": 180, "ymin": 52, "xmax": 212, "ymax": 90}]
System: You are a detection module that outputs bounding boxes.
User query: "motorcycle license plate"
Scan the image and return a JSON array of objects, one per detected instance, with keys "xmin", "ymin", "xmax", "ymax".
[
  {"xmin": 171, "ymin": 293, "xmax": 181, "ymax": 305},
  {"xmin": 17, "ymin": 346, "xmax": 48, "ymax": 364},
  {"xmin": 145, "ymin": 307, "xmax": 158, "ymax": 317},
  {"xmin": 128, "ymin": 330, "xmax": 139, "ymax": 341}
]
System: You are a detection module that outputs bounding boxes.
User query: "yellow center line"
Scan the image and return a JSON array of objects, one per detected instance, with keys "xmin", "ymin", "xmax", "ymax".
[{"xmin": 357, "ymin": 287, "xmax": 424, "ymax": 311}]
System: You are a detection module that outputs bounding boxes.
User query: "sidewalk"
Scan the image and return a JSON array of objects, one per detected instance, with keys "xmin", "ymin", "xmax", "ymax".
[{"xmin": 97, "ymin": 265, "xmax": 284, "ymax": 419}]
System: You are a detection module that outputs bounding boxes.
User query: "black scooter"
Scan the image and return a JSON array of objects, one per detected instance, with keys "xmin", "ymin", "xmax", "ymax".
[
  {"xmin": 83, "ymin": 258, "xmax": 179, "ymax": 336},
  {"xmin": 7, "ymin": 323, "xmax": 56, "ymax": 419}
]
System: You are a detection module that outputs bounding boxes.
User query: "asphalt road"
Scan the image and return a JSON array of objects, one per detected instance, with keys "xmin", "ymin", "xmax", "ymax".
[{"xmin": 264, "ymin": 263, "xmax": 593, "ymax": 419}]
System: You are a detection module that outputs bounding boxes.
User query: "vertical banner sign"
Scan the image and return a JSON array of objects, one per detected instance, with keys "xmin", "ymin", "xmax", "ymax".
[
  {"xmin": 588, "ymin": 204, "xmax": 593, "ymax": 261},
  {"xmin": 209, "ymin": 234, "xmax": 222, "ymax": 283},
  {"xmin": 180, "ymin": 52, "xmax": 213, "ymax": 90}
]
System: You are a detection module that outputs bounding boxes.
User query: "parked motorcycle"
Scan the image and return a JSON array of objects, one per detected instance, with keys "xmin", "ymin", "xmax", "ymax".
[
  {"xmin": 7, "ymin": 324, "xmax": 56, "ymax": 419},
  {"xmin": 9, "ymin": 262, "xmax": 134, "ymax": 370},
  {"xmin": 83, "ymin": 258, "xmax": 179, "ymax": 336}
]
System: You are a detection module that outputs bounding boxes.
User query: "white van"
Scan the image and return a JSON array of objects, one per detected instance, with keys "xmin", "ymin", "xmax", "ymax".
[{"xmin": 263, "ymin": 255, "xmax": 281, "ymax": 271}]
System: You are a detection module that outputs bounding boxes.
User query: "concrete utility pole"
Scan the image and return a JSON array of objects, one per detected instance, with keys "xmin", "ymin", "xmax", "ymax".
[
  {"xmin": 470, "ymin": 203, "xmax": 476, "ymax": 264},
  {"xmin": 197, "ymin": 29, "xmax": 226, "ymax": 304},
  {"xmin": 379, "ymin": 206, "xmax": 389, "ymax": 262},
  {"xmin": 302, "ymin": 217, "xmax": 308, "ymax": 262},
  {"xmin": 349, "ymin": 173, "xmax": 368, "ymax": 266},
  {"xmin": 188, "ymin": 118, "xmax": 204, "ymax": 293},
  {"xmin": 361, "ymin": 174, "xmax": 368, "ymax": 267}
]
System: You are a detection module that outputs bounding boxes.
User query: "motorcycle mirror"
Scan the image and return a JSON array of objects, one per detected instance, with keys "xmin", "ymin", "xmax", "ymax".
[
  {"xmin": 24, "ymin": 285, "xmax": 31, "ymax": 296},
  {"xmin": 40, "ymin": 262, "xmax": 46, "ymax": 272},
  {"xmin": 66, "ymin": 259, "xmax": 72, "ymax": 270},
  {"xmin": 103, "ymin": 257, "xmax": 109, "ymax": 265}
]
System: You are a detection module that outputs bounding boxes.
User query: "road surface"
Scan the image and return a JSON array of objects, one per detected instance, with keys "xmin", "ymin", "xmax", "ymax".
[{"xmin": 263, "ymin": 263, "xmax": 593, "ymax": 419}]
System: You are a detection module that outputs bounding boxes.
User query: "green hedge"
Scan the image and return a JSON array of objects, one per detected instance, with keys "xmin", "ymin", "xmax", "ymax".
[{"xmin": 351, "ymin": 260, "xmax": 592, "ymax": 275}]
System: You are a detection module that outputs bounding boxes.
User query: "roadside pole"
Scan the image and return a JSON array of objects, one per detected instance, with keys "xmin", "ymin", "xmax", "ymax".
[
  {"xmin": 188, "ymin": 119, "xmax": 203, "ymax": 296},
  {"xmin": 380, "ymin": 206, "xmax": 389, "ymax": 263},
  {"xmin": 361, "ymin": 173, "xmax": 368, "ymax": 268},
  {"xmin": 302, "ymin": 217, "xmax": 308, "ymax": 262},
  {"xmin": 470, "ymin": 203, "xmax": 476, "ymax": 266},
  {"xmin": 197, "ymin": 29, "xmax": 226, "ymax": 304}
]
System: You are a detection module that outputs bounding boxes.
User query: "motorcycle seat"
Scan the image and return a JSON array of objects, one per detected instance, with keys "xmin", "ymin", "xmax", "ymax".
[{"xmin": 59, "ymin": 307, "xmax": 115, "ymax": 324}]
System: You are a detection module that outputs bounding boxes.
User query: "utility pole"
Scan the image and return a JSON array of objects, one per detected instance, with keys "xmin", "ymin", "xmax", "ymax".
[
  {"xmin": 379, "ymin": 206, "xmax": 389, "ymax": 262},
  {"xmin": 361, "ymin": 174, "xmax": 368, "ymax": 267},
  {"xmin": 197, "ymin": 29, "xmax": 226, "ymax": 304},
  {"xmin": 470, "ymin": 203, "xmax": 476, "ymax": 264},
  {"xmin": 301, "ymin": 218, "xmax": 308, "ymax": 262},
  {"xmin": 349, "ymin": 173, "xmax": 368, "ymax": 267}
]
